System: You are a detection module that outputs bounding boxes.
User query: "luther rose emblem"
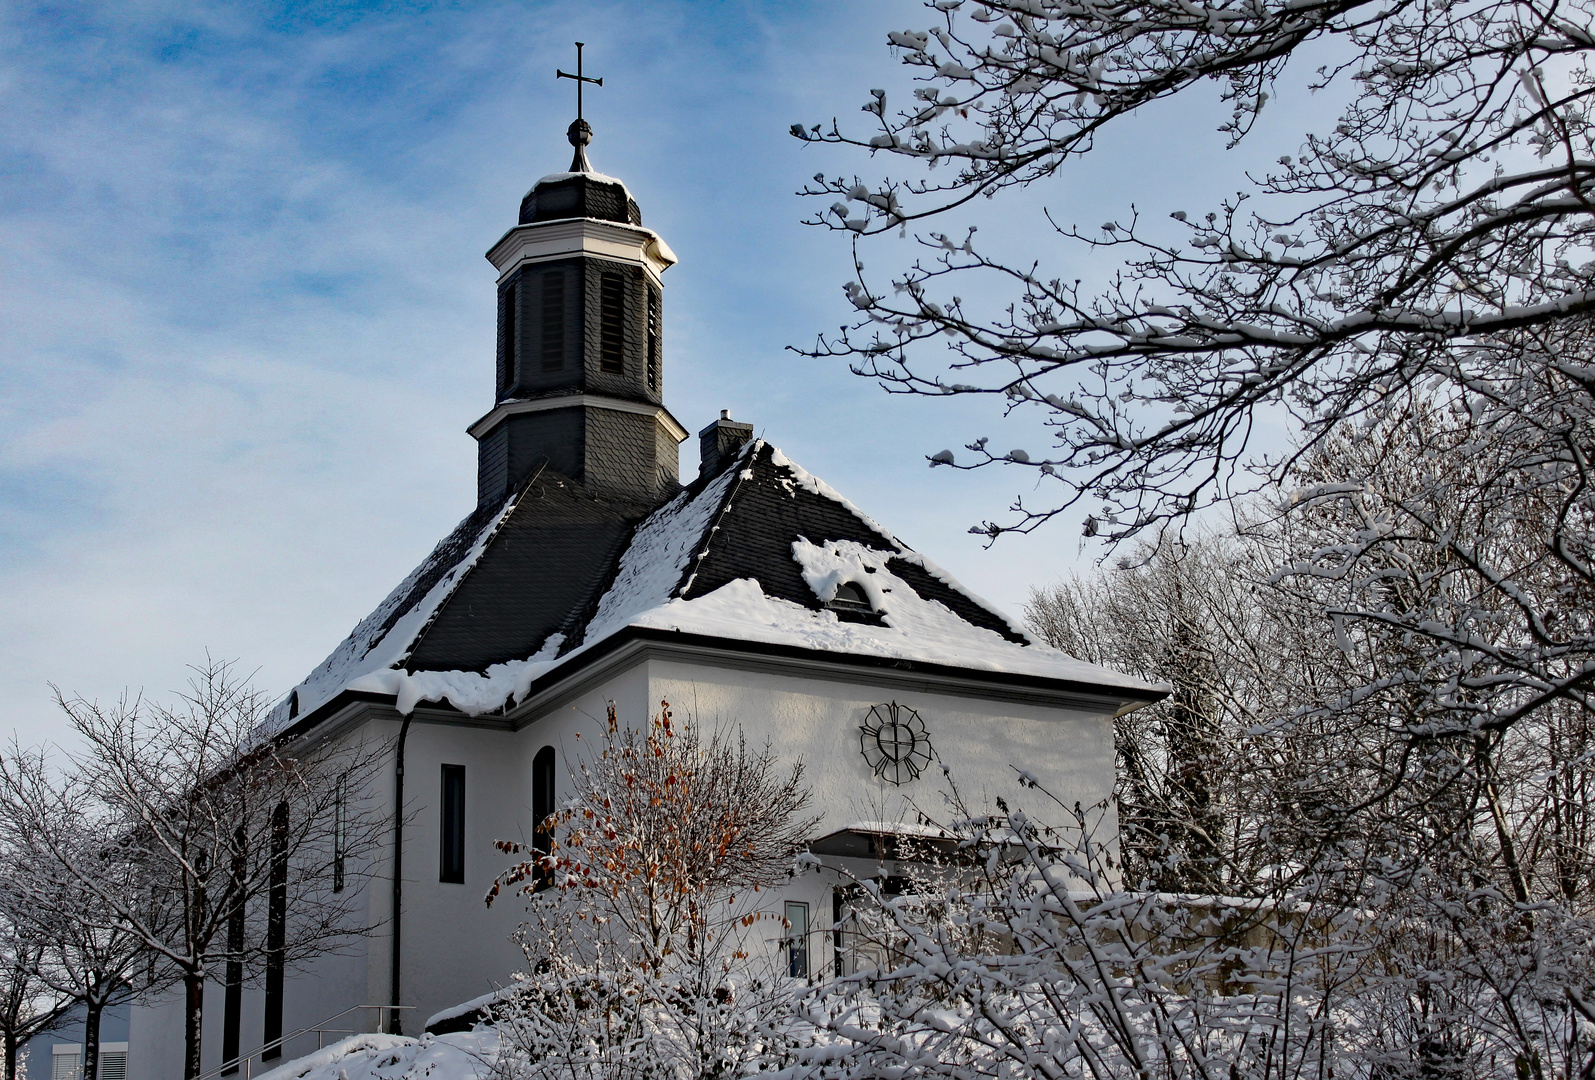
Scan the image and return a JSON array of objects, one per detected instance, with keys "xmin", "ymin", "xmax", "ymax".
[{"xmin": 859, "ymin": 702, "xmax": 933, "ymax": 785}]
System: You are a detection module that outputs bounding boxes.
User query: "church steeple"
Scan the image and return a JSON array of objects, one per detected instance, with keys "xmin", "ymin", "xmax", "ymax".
[{"xmin": 470, "ymin": 47, "xmax": 686, "ymax": 509}]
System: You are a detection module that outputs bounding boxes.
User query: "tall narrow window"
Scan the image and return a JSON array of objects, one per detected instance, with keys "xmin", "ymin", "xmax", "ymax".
[
  {"xmin": 498, "ymin": 282, "xmax": 518, "ymax": 395},
  {"xmin": 262, "ymin": 802, "xmax": 289, "ymax": 1061},
  {"xmin": 440, "ymin": 764, "xmax": 466, "ymax": 884},
  {"xmin": 540, "ymin": 271, "xmax": 565, "ymax": 371},
  {"xmin": 599, "ymin": 273, "xmax": 625, "ymax": 372},
  {"xmin": 533, "ymin": 746, "xmax": 555, "ymax": 888},
  {"xmin": 786, "ymin": 901, "xmax": 809, "ymax": 978},
  {"xmin": 222, "ymin": 825, "xmax": 247, "ymax": 1075},
  {"xmin": 333, "ymin": 775, "xmax": 347, "ymax": 894},
  {"xmin": 832, "ymin": 890, "xmax": 846, "ymax": 978},
  {"xmin": 646, "ymin": 288, "xmax": 660, "ymax": 391}
]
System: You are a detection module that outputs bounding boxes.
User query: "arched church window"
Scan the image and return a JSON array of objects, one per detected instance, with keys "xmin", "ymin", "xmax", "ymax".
[
  {"xmin": 533, "ymin": 746, "xmax": 556, "ymax": 886},
  {"xmin": 540, "ymin": 271, "xmax": 565, "ymax": 371},
  {"xmin": 599, "ymin": 273, "xmax": 625, "ymax": 372}
]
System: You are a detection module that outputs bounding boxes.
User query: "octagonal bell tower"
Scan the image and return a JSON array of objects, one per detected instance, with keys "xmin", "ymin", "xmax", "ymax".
[{"xmin": 470, "ymin": 111, "xmax": 687, "ymax": 508}]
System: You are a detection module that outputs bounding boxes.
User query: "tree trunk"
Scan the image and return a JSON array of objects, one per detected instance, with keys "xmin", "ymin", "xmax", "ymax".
[
  {"xmin": 185, "ymin": 970, "xmax": 205, "ymax": 1079},
  {"xmin": 84, "ymin": 997, "xmax": 103, "ymax": 1080},
  {"xmin": 4, "ymin": 1030, "xmax": 17, "ymax": 1080}
]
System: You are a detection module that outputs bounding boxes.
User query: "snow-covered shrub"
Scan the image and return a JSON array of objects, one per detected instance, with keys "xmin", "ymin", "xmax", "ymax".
[{"xmin": 786, "ymin": 776, "xmax": 1595, "ymax": 1080}]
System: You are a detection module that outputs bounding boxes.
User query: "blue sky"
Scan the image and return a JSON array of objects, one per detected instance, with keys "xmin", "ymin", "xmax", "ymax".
[{"xmin": 0, "ymin": 0, "xmax": 1330, "ymax": 746}]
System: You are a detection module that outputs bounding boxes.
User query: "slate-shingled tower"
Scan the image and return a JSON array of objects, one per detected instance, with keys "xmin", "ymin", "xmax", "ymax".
[{"xmin": 471, "ymin": 119, "xmax": 687, "ymax": 507}]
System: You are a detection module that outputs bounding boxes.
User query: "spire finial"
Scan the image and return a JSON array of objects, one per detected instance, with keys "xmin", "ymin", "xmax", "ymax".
[{"xmin": 556, "ymin": 42, "xmax": 603, "ymax": 173}]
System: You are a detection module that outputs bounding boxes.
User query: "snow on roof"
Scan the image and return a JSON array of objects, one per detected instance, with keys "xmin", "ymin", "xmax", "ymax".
[
  {"xmin": 582, "ymin": 454, "xmax": 742, "ymax": 646},
  {"xmin": 534, "ymin": 170, "xmax": 631, "ymax": 191},
  {"xmin": 827, "ymin": 820, "xmax": 960, "ymax": 840},
  {"xmin": 273, "ymin": 440, "xmax": 1161, "ymax": 727}
]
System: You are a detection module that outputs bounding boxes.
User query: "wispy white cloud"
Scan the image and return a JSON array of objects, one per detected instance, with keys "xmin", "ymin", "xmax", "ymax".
[{"xmin": 1, "ymin": 0, "xmax": 1338, "ymax": 745}]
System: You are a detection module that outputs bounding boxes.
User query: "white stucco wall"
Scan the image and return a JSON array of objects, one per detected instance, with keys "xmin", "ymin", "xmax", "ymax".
[
  {"xmin": 129, "ymin": 651, "xmax": 1119, "ymax": 1075},
  {"xmin": 643, "ymin": 658, "xmax": 1118, "ymax": 834}
]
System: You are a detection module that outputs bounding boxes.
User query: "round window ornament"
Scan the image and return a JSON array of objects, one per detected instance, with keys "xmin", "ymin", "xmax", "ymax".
[{"xmin": 859, "ymin": 702, "xmax": 933, "ymax": 785}]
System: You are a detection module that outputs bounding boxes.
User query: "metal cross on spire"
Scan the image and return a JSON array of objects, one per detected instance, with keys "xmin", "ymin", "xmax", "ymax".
[{"xmin": 556, "ymin": 42, "xmax": 603, "ymax": 172}]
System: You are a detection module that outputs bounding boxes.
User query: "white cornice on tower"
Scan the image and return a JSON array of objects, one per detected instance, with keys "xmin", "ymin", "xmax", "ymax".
[
  {"xmin": 466, "ymin": 393, "xmax": 689, "ymax": 444},
  {"xmin": 486, "ymin": 217, "xmax": 678, "ymax": 287}
]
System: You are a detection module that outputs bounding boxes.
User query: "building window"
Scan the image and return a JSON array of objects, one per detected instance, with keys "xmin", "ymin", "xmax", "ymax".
[
  {"xmin": 599, "ymin": 273, "xmax": 625, "ymax": 372},
  {"xmin": 263, "ymin": 801, "xmax": 289, "ymax": 1060},
  {"xmin": 51, "ymin": 1045, "xmax": 82, "ymax": 1080},
  {"xmin": 646, "ymin": 288, "xmax": 660, "ymax": 391},
  {"xmin": 828, "ymin": 582, "xmax": 873, "ymax": 613},
  {"xmin": 532, "ymin": 745, "xmax": 556, "ymax": 887},
  {"xmin": 832, "ymin": 889, "xmax": 846, "ymax": 978},
  {"xmin": 98, "ymin": 1046, "xmax": 129, "ymax": 1080},
  {"xmin": 540, "ymin": 271, "xmax": 565, "ymax": 371},
  {"xmin": 441, "ymin": 764, "xmax": 466, "ymax": 884},
  {"xmin": 786, "ymin": 900, "xmax": 809, "ymax": 978},
  {"xmin": 223, "ymin": 823, "xmax": 247, "ymax": 1074},
  {"xmin": 333, "ymin": 774, "xmax": 347, "ymax": 893},
  {"xmin": 498, "ymin": 283, "xmax": 518, "ymax": 394}
]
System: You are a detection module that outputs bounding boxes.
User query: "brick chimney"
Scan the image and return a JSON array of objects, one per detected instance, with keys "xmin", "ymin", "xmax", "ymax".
[{"xmin": 698, "ymin": 410, "xmax": 754, "ymax": 479}]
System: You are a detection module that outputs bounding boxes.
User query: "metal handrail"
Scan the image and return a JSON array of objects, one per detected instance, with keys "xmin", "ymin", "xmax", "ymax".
[{"xmin": 192, "ymin": 1004, "xmax": 416, "ymax": 1080}]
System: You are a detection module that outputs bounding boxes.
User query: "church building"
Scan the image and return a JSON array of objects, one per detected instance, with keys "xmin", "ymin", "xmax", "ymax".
[{"xmin": 123, "ymin": 96, "xmax": 1162, "ymax": 1080}]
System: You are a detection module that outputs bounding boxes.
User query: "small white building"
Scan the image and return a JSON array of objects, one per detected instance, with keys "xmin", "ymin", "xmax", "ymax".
[{"xmin": 126, "ymin": 116, "xmax": 1161, "ymax": 1080}]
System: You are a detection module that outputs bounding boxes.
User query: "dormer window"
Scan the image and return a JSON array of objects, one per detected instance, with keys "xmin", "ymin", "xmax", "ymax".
[{"xmin": 827, "ymin": 582, "xmax": 873, "ymax": 614}]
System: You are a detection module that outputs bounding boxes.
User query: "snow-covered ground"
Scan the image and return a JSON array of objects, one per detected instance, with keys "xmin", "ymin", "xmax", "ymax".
[{"xmin": 254, "ymin": 1030, "xmax": 497, "ymax": 1080}]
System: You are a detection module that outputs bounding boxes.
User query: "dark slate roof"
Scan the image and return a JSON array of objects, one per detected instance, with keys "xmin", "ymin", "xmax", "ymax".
[
  {"xmin": 405, "ymin": 472, "xmax": 654, "ymax": 672},
  {"xmin": 267, "ymin": 440, "xmax": 1158, "ymax": 732},
  {"xmin": 519, "ymin": 172, "xmax": 641, "ymax": 226},
  {"xmin": 678, "ymin": 445, "xmax": 1026, "ymax": 644}
]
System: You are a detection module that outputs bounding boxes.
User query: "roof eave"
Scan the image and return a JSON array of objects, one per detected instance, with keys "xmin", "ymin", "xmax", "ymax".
[{"xmin": 280, "ymin": 626, "xmax": 1167, "ymax": 741}]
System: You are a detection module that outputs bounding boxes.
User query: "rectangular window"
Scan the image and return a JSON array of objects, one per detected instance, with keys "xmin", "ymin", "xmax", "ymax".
[
  {"xmin": 541, "ymin": 271, "xmax": 565, "ymax": 371},
  {"xmin": 51, "ymin": 1046, "xmax": 82, "ymax": 1080},
  {"xmin": 99, "ymin": 1045, "xmax": 129, "ymax": 1080},
  {"xmin": 786, "ymin": 900, "xmax": 809, "ymax": 979},
  {"xmin": 441, "ymin": 764, "xmax": 466, "ymax": 884},
  {"xmin": 833, "ymin": 890, "xmax": 846, "ymax": 978},
  {"xmin": 222, "ymin": 825, "xmax": 246, "ymax": 1074},
  {"xmin": 333, "ymin": 774, "xmax": 347, "ymax": 893},
  {"xmin": 646, "ymin": 289, "xmax": 660, "ymax": 391},
  {"xmin": 498, "ymin": 283, "xmax": 517, "ymax": 394},
  {"xmin": 599, "ymin": 273, "xmax": 625, "ymax": 373},
  {"xmin": 262, "ymin": 802, "xmax": 288, "ymax": 1061}
]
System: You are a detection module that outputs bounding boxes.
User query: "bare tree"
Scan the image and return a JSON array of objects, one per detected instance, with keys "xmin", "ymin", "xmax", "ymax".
[
  {"xmin": 487, "ymin": 701, "xmax": 816, "ymax": 1080},
  {"xmin": 29, "ymin": 659, "xmax": 387, "ymax": 1079},
  {"xmin": 0, "ymin": 873, "xmax": 71, "ymax": 1080},
  {"xmin": 789, "ymin": 768, "xmax": 1595, "ymax": 1080},
  {"xmin": 792, "ymin": 0, "xmax": 1595, "ymax": 743},
  {"xmin": 0, "ymin": 743, "xmax": 165, "ymax": 1080},
  {"xmin": 1022, "ymin": 440, "xmax": 1595, "ymax": 1074}
]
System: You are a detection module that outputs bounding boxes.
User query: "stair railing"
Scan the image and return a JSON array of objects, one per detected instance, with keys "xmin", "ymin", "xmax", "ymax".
[{"xmin": 191, "ymin": 1003, "xmax": 415, "ymax": 1080}]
